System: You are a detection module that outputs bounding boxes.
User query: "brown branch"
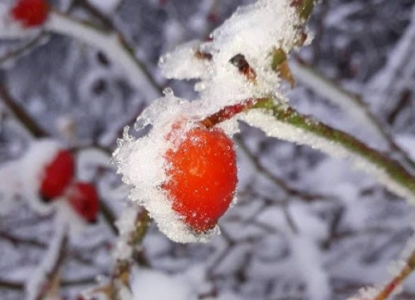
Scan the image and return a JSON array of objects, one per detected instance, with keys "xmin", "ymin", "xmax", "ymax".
[
  {"xmin": 0, "ymin": 84, "xmax": 48, "ymax": 138},
  {"xmin": 0, "ymin": 280, "xmax": 23, "ymax": 291},
  {"xmin": 372, "ymin": 248, "xmax": 415, "ymax": 300},
  {"xmin": 0, "ymin": 33, "xmax": 48, "ymax": 65},
  {"xmin": 0, "ymin": 231, "xmax": 46, "ymax": 248}
]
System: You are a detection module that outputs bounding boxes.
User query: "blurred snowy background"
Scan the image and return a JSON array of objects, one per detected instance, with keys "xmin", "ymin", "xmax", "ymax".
[{"xmin": 1, "ymin": 0, "xmax": 415, "ymax": 300}]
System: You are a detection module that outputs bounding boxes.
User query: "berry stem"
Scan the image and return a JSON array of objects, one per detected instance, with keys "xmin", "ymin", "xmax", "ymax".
[
  {"xmin": 290, "ymin": 58, "xmax": 415, "ymax": 172},
  {"xmin": 372, "ymin": 248, "xmax": 415, "ymax": 300},
  {"xmin": 45, "ymin": 10, "xmax": 163, "ymax": 100},
  {"xmin": 200, "ymin": 98, "xmax": 260, "ymax": 128},
  {"xmin": 250, "ymin": 98, "xmax": 415, "ymax": 202},
  {"xmin": 199, "ymin": 96, "xmax": 415, "ymax": 204}
]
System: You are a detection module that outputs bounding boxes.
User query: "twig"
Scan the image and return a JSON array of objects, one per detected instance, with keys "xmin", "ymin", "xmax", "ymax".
[
  {"xmin": 28, "ymin": 225, "xmax": 68, "ymax": 300},
  {"xmin": 371, "ymin": 248, "xmax": 415, "ymax": 300},
  {"xmin": 0, "ymin": 280, "xmax": 23, "ymax": 291},
  {"xmin": 0, "ymin": 231, "xmax": 46, "ymax": 248},
  {"xmin": 0, "ymin": 33, "xmax": 47, "ymax": 65},
  {"xmin": 0, "ymin": 84, "xmax": 48, "ymax": 138},
  {"xmin": 290, "ymin": 59, "xmax": 415, "ymax": 172},
  {"xmin": 236, "ymin": 134, "xmax": 336, "ymax": 202},
  {"xmin": 0, "ymin": 84, "xmax": 118, "ymax": 235},
  {"xmin": 242, "ymin": 98, "xmax": 415, "ymax": 204},
  {"xmin": 91, "ymin": 208, "xmax": 151, "ymax": 299},
  {"xmin": 44, "ymin": 10, "xmax": 163, "ymax": 100}
]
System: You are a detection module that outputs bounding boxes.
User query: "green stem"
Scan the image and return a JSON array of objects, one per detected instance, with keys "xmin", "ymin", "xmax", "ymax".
[
  {"xmin": 292, "ymin": 0, "xmax": 316, "ymax": 21},
  {"xmin": 251, "ymin": 99, "xmax": 415, "ymax": 200}
]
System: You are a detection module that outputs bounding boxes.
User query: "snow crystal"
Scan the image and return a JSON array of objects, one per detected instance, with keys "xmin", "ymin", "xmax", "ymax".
[
  {"xmin": 159, "ymin": 40, "xmax": 210, "ymax": 80},
  {"xmin": 160, "ymin": 0, "xmax": 305, "ymax": 109}
]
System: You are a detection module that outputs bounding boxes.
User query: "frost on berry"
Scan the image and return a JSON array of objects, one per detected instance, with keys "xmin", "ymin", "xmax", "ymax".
[
  {"xmin": 113, "ymin": 93, "xmax": 239, "ymax": 243},
  {"xmin": 164, "ymin": 125, "xmax": 237, "ymax": 233},
  {"xmin": 10, "ymin": 0, "xmax": 50, "ymax": 28}
]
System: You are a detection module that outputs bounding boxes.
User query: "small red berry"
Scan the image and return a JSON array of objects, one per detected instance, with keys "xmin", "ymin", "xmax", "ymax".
[
  {"xmin": 163, "ymin": 125, "xmax": 237, "ymax": 232},
  {"xmin": 40, "ymin": 149, "xmax": 74, "ymax": 200},
  {"xmin": 67, "ymin": 182, "xmax": 100, "ymax": 223},
  {"xmin": 11, "ymin": 0, "xmax": 50, "ymax": 28}
]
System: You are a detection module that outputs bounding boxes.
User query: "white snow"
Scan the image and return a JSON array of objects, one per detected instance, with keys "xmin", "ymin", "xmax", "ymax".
[
  {"xmin": 290, "ymin": 234, "xmax": 330, "ymax": 300},
  {"xmin": 25, "ymin": 218, "xmax": 66, "ymax": 300},
  {"xmin": 289, "ymin": 60, "xmax": 386, "ymax": 146},
  {"xmin": 44, "ymin": 12, "xmax": 161, "ymax": 100},
  {"xmin": 115, "ymin": 0, "xmax": 308, "ymax": 243},
  {"xmin": 113, "ymin": 204, "xmax": 141, "ymax": 261},
  {"xmin": 239, "ymin": 109, "xmax": 415, "ymax": 204},
  {"xmin": 130, "ymin": 268, "xmax": 196, "ymax": 300},
  {"xmin": 87, "ymin": 0, "xmax": 121, "ymax": 14},
  {"xmin": 160, "ymin": 0, "xmax": 305, "ymax": 110},
  {"xmin": 0, "ymin": 139, "xmax": 63, "ymax": 214},
  {"xmin": 0, "ymin": 3, "xmax": 40, "ymax": 39}
]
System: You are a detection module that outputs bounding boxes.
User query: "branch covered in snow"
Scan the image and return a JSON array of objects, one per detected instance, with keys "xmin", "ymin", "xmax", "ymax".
[{"xmin": 243, "ymin": 98, "xmax": 415, "ymax": 203}]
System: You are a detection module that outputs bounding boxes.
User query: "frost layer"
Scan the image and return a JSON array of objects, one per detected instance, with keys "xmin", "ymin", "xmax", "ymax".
[{"xmin": 160, "ymin": 0, "xmax": 305, "ymax": 110}]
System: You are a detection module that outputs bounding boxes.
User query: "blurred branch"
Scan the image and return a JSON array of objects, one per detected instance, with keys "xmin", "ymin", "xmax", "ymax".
[
  {"xmin": 0, "ymin": 280, "xmax": 23, "ymax": 291},
  {"xmin": 290, "ymin": 58, "xmax": 415, "ymax": 172},
  {"xmin": 372, "ymin": 248, "xmax": 415, "ymax": 300},
  {"xmin": 0, "ymin": 84, "xmax": 118, "ymax": 236},
  {"xmin": 45, "ymin": 10, "xmax": 163, "ymax": 100},
  {"xmin": 0, "ymin": 84, "xmax": 48, "ymax": 138},
  {"xmin": 0, "ymin": 231, "xmax": 46, "ymax": 248},
  {"xmin": 0, "ymin": 277, "xmax": 98, "ymax": 292},
  {"xmin": 236, "ymin": 135, "xmax": 337, "ymax": 202},
  {"xmin": 0, "ymin": 33, "xmax": 47, "ymax": 66},
  {"xmin": 29, "ymin": 227, "xmax": 68, "ymax": 300},
  {"xmin": 92, "ymin": 208, "xmax": 151, "ymax": 299}
]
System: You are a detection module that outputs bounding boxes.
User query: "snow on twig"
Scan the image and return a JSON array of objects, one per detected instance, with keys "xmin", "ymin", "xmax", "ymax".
[
  {"xmin": 240, "ymin": 100, "xmax": 415, "ymax": 204},
  {"xmin": 290, "ymin": 59, "xmax": 415, "ymax": 172},
  {"xmin": 44, "ymin": 11, "xmax": 162, "ymax": 100},
  {"xmin": 25, "ymin": 220, "xmax": 67, "ymax": 300}
]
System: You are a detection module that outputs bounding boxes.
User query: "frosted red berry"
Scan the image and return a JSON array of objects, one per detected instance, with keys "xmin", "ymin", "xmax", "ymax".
[
  {"xmin": 11, "ymin": 0, "xmax": 50, "ymax": 28},
  {"xmin": 163, "ymin": 125, "xmax": 237, "ymax": 232},
  {"xmin": 40, "ymin": 149, "xmax": 74, "ymax": 200},
  {"xmin": 67, "ymin": 182, "xmax": 100, "ymax": 223}
]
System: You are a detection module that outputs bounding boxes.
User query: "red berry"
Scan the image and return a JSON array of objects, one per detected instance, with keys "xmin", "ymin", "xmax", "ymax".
[
  {"xmin": 163, "ymin": 125, "xmax": 237, "ymax": 232},
  {"xmin": 40, "ymin": 150, "xmax": 74, "ymax": 200},
  {"xmin": 11, "ymin": 0, "xmax": 49, "ymax": 28},
  {"xmin": 67, "ymin": 182, "xmax": 100, "ymax": 223}
]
